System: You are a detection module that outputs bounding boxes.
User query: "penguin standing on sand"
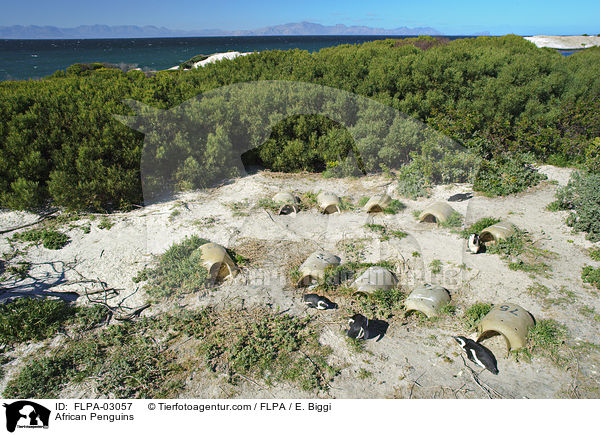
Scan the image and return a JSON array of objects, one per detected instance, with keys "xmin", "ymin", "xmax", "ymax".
[
  {"xmin": 347, "ymin": 314, "xmax": 369, "ymax": 339},
  {"xmin": 467, "ymin": 233, "xmax": 484, "ymax": 254},
  {"xmin": 302, "ymin": 294, "xmax": 337, "ymax": 310},
  {"xmin": 453, "ymin": 336, "xmax": 499, "ymax": 375}
]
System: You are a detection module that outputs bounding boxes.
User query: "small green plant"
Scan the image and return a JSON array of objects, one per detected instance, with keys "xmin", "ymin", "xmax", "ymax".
[
  {"xmin": 412, "ymin": 251, "xmax": 421, "ymax": 257},
  {"xmin": 0, "ymin": 298, "xmax": 76, "ymax": 345},
  {"xmin": 355, "ymin": 288, "xmax": 405, "ymax": 319},
  {"xmin": 346, "ymin": 337, "xmax": 366, "ymax": 354},
  {"xmin": 358, "ymin": 197, "xmax": 370, "ymax": 208},
  {"xmin": 440, "ymin": 211, "xmax": 463, "ymax": 228},
  {"xmin": 429, "ymin": 259, "xmax": 443, "ymax": 274},
  {"xmin": 439, "ymin": 303, "xmax": 457, "ymax": 316},
  {"xmin": 4, "ymin": 318, "xmax": 182, "ymax": 399},
  {"xmin": 257, "ymin": 197, "xmax": 282, "ymax": 213},
  {"xmin": 357, "ymin": 368, "xmax": 373, "ymax": 379},
  {"xmin": 98, "ymin": 217, "xmax": 115, "ymax": 230},
  {"xmin": 487, "ymin": 230, "xmax": 555, "ymax": 276},
  {"xmin": 462, "ymin": 303, "xmax": 492, "ymax": 330},
  {"xmin": 383, "ymin": 199, "xmax": 406, "ymax": 214},
  {"xmin": 141, "ymin": 235, "xmax": 210, "ymax": 299},
  {"xmin": 513, "ymin": 319, "xmax": 568, "ymax": 364},
  {"xmin": 5, "ymin": 261, "xmax": 31, "ymax": 279},
  {"xmin": 553, "ymin": 172, "xmax": 600, "ymax": 241},
  {"xmin": 226, "ymin": 200, "xmax": 251, "ymax": 216},
  {"xmin": 461, "ymin": 217, "xmax": 501, "ymax": 238},
  {"xmin": 168, "ymin": 209, "xmax": 181, "ymax": 221},
  {"xmin": 582, "ymin": 266, "xmax": 600, "ymax": 289},
  {"xmin": 588, "ymin": 247, "xmax": 600, "ymax": 261},
  {"xmin": 473, "ymin": 154, "xmax": 546, "ymax": 196},
  {"xmin": 13, "ymin": 229, "xmax": 70, "ymax": 250},
  {"xmin": 527, "ymin": 282, "xmax": 551, "ymax": 298},
  {"xmin": 397, "ymin": 165, "xmax": 431, "ymax": 199},
  {"xmin": 364, "ymin": 224, "xmax": 407, "ymax": 241},
  {"xmin": 298, "ymin": 192, "xmax": 318, "ymax": 210},
  {"xmin": 175, "ymin": 307, "xmax": 336, "ymax": 391}
]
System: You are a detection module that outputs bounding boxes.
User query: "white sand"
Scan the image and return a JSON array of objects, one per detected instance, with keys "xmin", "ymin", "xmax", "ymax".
[
  {"xmin": 1, "ymin": 169, "xmax": 599, "ymax": 398},
  {"xmin": 524, "ymin": 35, "xmax": 600, "ymax": 50}
]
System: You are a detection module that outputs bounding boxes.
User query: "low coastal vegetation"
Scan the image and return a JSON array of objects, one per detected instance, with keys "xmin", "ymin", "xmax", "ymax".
[
  {"xmin": 550, "ymin": 171, "xmax": 600, "ymax": 242},
  {"xmin": 1, "ymin": 36, "xmax": 599, "ymax": 211},
  {"xmin": 133, "ymin": 235, "xmax": 210, "ymax": 299},
  {"xmin": 3, "ymin": 305, "xmax": 336, "ymax": 398}
]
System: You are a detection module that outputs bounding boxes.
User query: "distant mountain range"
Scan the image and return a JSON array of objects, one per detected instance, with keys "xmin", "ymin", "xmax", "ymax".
[{"xmin": 0, "ymin": 22, "xmax": 442, "ymax": 39}]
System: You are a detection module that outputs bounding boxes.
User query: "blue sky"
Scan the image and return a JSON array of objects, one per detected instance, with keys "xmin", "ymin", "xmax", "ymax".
[{"xmin": 3, "ymin": 0, "xmax": 599, "ymax": 35}]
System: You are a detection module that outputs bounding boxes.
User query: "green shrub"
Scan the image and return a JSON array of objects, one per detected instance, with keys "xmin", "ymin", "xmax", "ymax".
[
  {"xmin": 4, "ymin": 319, "xmax": 181, "ymax": 399},
  {"xmin": 461, "ymin": 217, "xmax": 501, "ymax": 238},
  {"xmin": 0, "ymin": 298, "xmax": 110, "ymax": 345},
  {"xmin": 174, "ymin": 307, "xmax": 336, "ymax": 391},
  {"xmin": 514, "ymin": 319, "xmax": 567, "ymax": 364},
  {"xmin": 462, "ymin": 303, "xmax": 492, "ymax": 330},
  {"xmin": 487, "ymin": 229, "xmax": 554, "ymax": 276},
  {"xmin": 0, "ymin": 298, "xmax": 76, "ymax": 344},
  {"xmin": 589, "ymin": 247, "xmax": 600, "ymax": 261},
  {"xmin": 383, "ymin": 199, "xmax": 406, "ymax": 214},
  {"xmin": 440, "ymin": 211, "xmax": 463, "ymax": 228},
  {"xmin": 13, "ymin": 229, "xmax": 70, "ymax": 250},
  {"xmin": 554, "ymin": 172, "xmax": 600, "ymax": 241},
  {"xmin": 582, "ymin": 266, "xmax": 600, "ymax": 289},
  {"xmin": 1, "ymin": 36, "xmax": 599, "ymax": 211},
  {"xmin": 397, "ymin": 165, "xmax": 431, "ymax": 199},
  {"xmin": 364, "ymin": 223, "xmax": 407, "ymax": 241},
  {"xmin": 355, "ymin": 288, "xmax": 405, "ymax": 319},
  {"xmin": 139, "ymin": 235, "xmax": 210, "ymax": 299},
  {"xmin": 585, "ymin": 137, "xmax": 600, "ymax": 174},
  {"xmin": 473, "ymin": 155, "xmax": 546, "ymax": 196}
]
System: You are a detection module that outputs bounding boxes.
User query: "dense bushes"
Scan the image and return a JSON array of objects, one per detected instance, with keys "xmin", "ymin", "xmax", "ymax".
[
  {"xmin": 1, "ymin": 36, "xmax": 599, "ymax": 210},
  {"xmin": 473, "ymin": 154, "xmax": 547, "ymax": 196},
  {"xmin": 553, "ymin": 171, "xmax": 600, "ymax": 241}
]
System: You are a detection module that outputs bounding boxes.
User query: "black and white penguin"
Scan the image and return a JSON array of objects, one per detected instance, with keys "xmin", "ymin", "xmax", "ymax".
[
  {"xmin": 347, "ymin": 314, "xmax": 369, "ymax": 339},
  {"xmin": 467, "ymin": 233, "xmax": 483, "ymax": 254},
  {"xmin": 302, "ymin": 294, "xmax": 337, "ymax": 310},
  {"xmin": 453, "ymin": 336, "xmax": 499, "ymax": 375},
  {"xmin": 448, "ymin": 193, "xmax": 473, "ymax": 202}
]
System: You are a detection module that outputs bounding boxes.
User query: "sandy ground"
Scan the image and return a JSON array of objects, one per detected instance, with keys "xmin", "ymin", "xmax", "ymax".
[
  {"xmin": 524, "ymin": 35, "xmax": 600, "ymax": 49},
  {"xmin": 1, "ymin": 166, "xmax": 599, "ymax": 399}
]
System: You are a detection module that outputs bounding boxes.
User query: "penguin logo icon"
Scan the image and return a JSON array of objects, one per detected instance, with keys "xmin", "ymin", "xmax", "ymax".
[{"xmin": 3, "ymin": 401, "xmax": 51, "ymax": 432}]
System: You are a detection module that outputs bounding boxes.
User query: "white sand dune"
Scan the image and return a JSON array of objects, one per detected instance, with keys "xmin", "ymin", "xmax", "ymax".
[
  {"xmin": 2, "ymin": 167, "xmax": 599, "ymax": 398},
  {"xmin": 192, "ymin": 51, "xmax": 253, "ymax": 68},
  {"xmin": 167, "ymin": 51, "xmax": 254, "ymax": 71},
  {"xmin": 524, "ymin": 35, "xmax": 600, "ymax": 50}
]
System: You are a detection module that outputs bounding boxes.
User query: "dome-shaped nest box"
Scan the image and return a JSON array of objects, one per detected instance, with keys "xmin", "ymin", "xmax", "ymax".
[
  {"xmin": 351, "ymin": 266, "xmax": 398, "ymax": 293},
  {"xmin": 198, "ymin": 242, "xmax": 239, "ymax": 282},
  {"xmin": 317, "ymin": 192, "xmax": 342, "ymax": 214},
  {"xmin": 363, "ymin": 194, "xmax": 392, "ymax": 213},
  {"xmin": 479, "ymin": 221, "xmax": 517, "ymax": 245},
  {"xmin": 296, "ymin": 251, "xmax": 341, "ymax": 287},
  {"xmin": 418, "ymin": 202, "xmax": 458, "ymax": 224},
  {"xmin": 404, "ymin": 284, "xmax": 451, "ymax": 318},
  {"xmin": 477, "ymin": 303, "xmax": 534, "ymax": 351},
  {"xmin": 272, "ymin": 192, "xmax": 300, "ymax": 215}
]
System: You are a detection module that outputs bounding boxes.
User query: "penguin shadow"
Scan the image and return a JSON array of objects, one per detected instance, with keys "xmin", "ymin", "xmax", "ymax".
[{"xmin": 368, "ymin": 319, "xmax": 389, "ymax": 342}]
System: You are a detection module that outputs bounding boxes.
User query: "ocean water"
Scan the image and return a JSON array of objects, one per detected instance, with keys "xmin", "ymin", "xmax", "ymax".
[
  {"xmin": 0, "ymin": 35, "xmax": 476, "ymax": 81},
  {"xmin": 0, "ymin": 35, "xmax": 578, "ymax": 82}
]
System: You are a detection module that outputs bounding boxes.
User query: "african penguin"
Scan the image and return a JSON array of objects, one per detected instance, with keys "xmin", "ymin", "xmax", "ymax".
[
  {"xmin": 468, "ymin": 233, "xmax": 483, "ymax": 254},
  {"xmin": 347, "ymin": 314, "xmax": 369, "ymax": 340},
  {"xmin": 448, "ymin": 193, "xmax": 473, "ymax": 202},
  {"xmin": 302, "ymin": 294, "xmax": 337, "ymax": 310},
  {"xmin": 453, "ymin": 336, "xmax": 499, "ymax": 375}
]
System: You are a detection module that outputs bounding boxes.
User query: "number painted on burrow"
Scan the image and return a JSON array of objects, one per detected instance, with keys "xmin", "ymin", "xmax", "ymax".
[{"xmin": 498, "ymin": 305, "xmax": 519, "ymax": 316}]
